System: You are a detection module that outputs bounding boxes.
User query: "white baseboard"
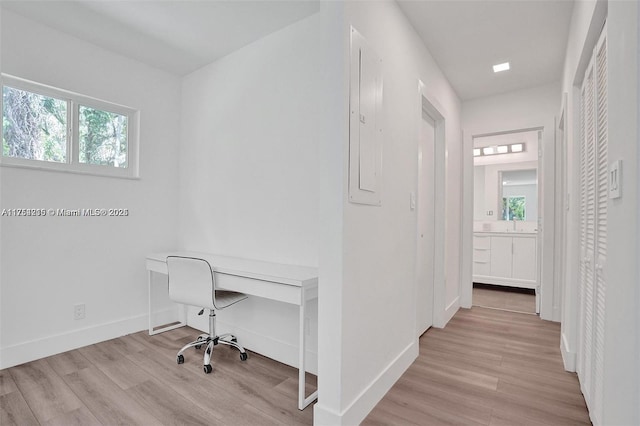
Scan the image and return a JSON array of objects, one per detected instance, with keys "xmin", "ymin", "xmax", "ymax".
[
  {"xmin": 313, "ymin": 339, "xmax": 418, "ymax": 425},
  {"xmin": 0, "ymin": 314, "xmax": 147, "ymax": 369},
  {"xmin": 1, "ymin": 309, "xmax": 319, "ymax": 376},
  {"xmin": 151, "ymin": 306, "xmax": 182, "ymax": 330},
  {"xmin": 561, "ymin": 332, "xmax": 576, "ymax": 372},
  {"xmin": 434, "ymin": 296, "xmax": 460, "ymax": 328}
]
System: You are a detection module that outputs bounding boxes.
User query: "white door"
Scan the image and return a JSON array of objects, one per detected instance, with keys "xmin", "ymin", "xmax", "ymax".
[
  {"xmin": 416, "ymin": 110, "xmax": 435, "ymax": 336},
  {"xmin": 577, "ymin": 24, "xmax": 607, "ymax": 424}
]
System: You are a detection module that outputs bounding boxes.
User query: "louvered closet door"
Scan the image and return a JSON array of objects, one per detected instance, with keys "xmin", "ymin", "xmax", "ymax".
[
  {"xmin": 592, "ymin": 27, "xmax": 607, "ymax": 422},
  {"xmin": 578, "ymin": 23, "xmax": 607, "ymax": 425},
  {"xmin": 578, "ymin": 58, "xmax": 595, "ymax": 404}
]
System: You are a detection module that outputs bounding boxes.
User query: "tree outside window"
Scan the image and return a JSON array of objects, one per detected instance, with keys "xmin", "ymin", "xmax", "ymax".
[
  {"xmin": 502, "ymin": 196, "xmax": 526, "ymax": 220},
  {"xmin": 1, "ymin": 75, "xmax": 137, "ymax": 178}
]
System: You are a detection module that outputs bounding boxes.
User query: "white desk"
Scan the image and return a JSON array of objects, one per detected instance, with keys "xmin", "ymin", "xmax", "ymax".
[{"xmin": 145, "ymin": 251, "xmax": 318, "ymax": 410}]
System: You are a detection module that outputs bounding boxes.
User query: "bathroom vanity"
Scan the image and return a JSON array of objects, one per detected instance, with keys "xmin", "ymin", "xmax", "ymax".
[{"xmin": 472, "ymin": 230, "xmax": 537, "ymax": 289}]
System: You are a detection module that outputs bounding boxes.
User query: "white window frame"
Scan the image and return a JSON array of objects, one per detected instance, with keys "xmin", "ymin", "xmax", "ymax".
[{"xmin": 1, "ymin": 74, "xmax": 139, "ymax": 179}]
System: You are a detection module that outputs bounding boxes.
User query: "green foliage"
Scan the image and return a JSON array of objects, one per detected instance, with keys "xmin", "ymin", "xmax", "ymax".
[
  {"xmin": 79, "ymin": 106, "xmax": 127, "ymax": 167},
  {"xmin": 2, "ymin": 116, "xmax": 9, "ymax": 156},
  {"xmin": 502, "ymin": 196, "xmax": 526, "ymax": 220},
  {"xmin": 2, "ymin": 85, "xmax": 128, "ymax": 168},
  {"xmin": 2, "ymin": 85, "xmax": 67, "ymax": 162}
]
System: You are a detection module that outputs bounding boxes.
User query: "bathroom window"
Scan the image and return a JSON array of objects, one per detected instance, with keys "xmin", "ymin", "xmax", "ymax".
[{"xmin": 502, "ymin": 196, "xmax": 526, "ymax": 220}]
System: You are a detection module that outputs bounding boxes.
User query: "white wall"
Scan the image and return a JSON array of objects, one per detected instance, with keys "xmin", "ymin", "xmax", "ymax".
[
  {"xmin": 474, "ymin": 166, "xmax": 486, "ymax": 219},
  {"xmin": 0, "ymin": 9, "xmax": 181, "ymax": 368},
  {"xmin": 603, "ymin": 4, "xmax": 638, "ymax": 422},
  {"xmin": 637, "ymin": 7, "xmax": 640, "ymax": 423},
  {"xmin": 0, "ymin": 3, "xmax": 4, "ymax": 369},
  {"xmin": 315, "ymin": 1, "xmax": 463, "ymax": 424},
  {"xmin": 560, "ymin": 1, "xmax": 639, "ymax": 424},
  {"xmin": 178, "ymin": 13, "xmax": 322, "ymax": 372},
  {"xmin": 462, "ymin": 82, "xmax": 560, "ymax": 320}
]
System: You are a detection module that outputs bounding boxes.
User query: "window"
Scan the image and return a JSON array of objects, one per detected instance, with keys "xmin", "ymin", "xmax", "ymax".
[
  {"xmin": 502, "ymin": 196, "xmax": 526, "ymax": 220},
  {"xmin": 1, "ymin": 74, "xmax": 138, "ymax": 178}
]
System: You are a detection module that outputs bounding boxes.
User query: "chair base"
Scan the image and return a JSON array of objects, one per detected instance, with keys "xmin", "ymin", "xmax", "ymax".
[{"xmin": 175, "ymin": 311, "xmax": 248, "ymax": 373}]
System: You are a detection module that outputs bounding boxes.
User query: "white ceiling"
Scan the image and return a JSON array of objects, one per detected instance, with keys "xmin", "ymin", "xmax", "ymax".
[
  {"xmin": 0, "ymin": 0, "xmax": 320, "ymax": 76},
  {"xmin": 1, "ymin": 0, "xmax": 574, "ymax": 101},
  {"xmin": 397, "ymin": 0, "xmax": 574, "ymax": 100}
]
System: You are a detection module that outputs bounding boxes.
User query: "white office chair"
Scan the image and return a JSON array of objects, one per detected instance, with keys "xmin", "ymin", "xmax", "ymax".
[{"xmin": 167, "ymin": 255, "xmax": 248, "ymax": 374}]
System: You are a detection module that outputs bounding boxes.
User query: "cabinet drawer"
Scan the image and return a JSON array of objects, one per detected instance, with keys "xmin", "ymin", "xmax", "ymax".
[
  {"xmin": 473, "ymin": 261, "xmax": 491, "ymax": 276},
  {"xmin": 473, "ymin": 248, "xmax": 490, "ymax": 263},
  {"xmin": 473, "ymin": 235, "xmax": 491, "ymax": 249}
]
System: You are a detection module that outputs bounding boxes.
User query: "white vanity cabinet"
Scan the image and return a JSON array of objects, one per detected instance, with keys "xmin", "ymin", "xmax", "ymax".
[
  {"xmin": 472, "ymin": 235, "xmax": 491, "ymax": 276},
  {"xmin": 473, "ymin": 232, "xmax": 537, "ymax": 289}
]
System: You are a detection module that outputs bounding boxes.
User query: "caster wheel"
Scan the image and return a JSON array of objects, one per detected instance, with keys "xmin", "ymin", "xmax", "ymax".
[
  {"xmin": 195, "ymin": 337, "xmax": 205, "ymax": 350},
  {"xmin": 177, "ymin": 354, "xmax": 184, "ymax": 364},
  {"xmin": 240, "ymin": 352, "xmax": 248, "ymax": 361},
  {"xmin": 203, "ymin": 364, "xmax": 212, "ymax": 374}
]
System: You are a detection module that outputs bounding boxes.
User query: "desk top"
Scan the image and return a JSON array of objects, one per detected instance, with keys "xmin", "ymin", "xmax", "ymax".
[{"xmin": 147, "ymin": 252, "xmax": 318, "ymax": 288}]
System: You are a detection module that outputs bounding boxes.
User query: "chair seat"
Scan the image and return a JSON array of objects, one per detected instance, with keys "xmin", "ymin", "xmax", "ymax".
[{"xmin": 214, "ymin": 290, "xmax": 248, "ymax": 309}]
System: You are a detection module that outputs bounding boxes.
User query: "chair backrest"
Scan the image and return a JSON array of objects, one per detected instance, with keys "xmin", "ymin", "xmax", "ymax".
[{"xmin": 167, "ymin": 256, "xmax": 216, "ymax": 310}]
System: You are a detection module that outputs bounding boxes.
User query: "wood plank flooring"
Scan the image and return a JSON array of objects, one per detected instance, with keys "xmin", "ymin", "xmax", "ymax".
[
  {"xmin": 364, "ymin": 307, "xmax": 590, "ymax": 425},
  {"xmin": 473, "ymin": 284, "xmax": 536, "ymax": 314},
  {"xmin": 1, "ymin": 326, "xmax": 315, "ymax": 426},
  {"xmin": 1, "ymin": 307, "xmax": 589, "ymax": 426}
]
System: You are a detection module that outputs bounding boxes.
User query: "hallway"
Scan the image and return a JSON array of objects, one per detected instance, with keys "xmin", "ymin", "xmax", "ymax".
[{"xmin": 364, "ymin": 307, "xmax": 590, "ymax": 425}]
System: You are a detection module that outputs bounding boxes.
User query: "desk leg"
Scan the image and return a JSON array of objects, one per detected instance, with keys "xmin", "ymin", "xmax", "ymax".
[
  {"xmin": 148, "ymin": 270, "xmax": 154, "ymax": 335},
  {"xmin": 148, "ymin": 270, "xmax": 187, "ymax": 336},
  {"xmin": 298, "ymin": 286, "xmax": 318, "ymax": 410}
]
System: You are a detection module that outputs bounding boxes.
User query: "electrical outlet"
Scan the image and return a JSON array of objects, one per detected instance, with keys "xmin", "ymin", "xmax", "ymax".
[{"xmin": 74, "ymin": 303, "xmax": 85, "ymax": 320}]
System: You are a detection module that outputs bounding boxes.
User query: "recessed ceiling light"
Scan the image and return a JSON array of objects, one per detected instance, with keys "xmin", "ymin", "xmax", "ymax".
[{"xmin": 493, "ymin": 62, "xmax": 510, "ymax": 73}]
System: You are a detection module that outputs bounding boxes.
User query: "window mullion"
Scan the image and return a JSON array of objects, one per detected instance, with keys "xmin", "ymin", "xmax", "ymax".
[{"xmin": 71, "ymin": 101, "xmax": 79, "ymax": 165}]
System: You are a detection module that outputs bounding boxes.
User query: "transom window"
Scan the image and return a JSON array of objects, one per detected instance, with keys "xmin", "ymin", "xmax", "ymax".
[{"xmin": 1, "ymin": 74, "xmax": 138, "ymax": 178}]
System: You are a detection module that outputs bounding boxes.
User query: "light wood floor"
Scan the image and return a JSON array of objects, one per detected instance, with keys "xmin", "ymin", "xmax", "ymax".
[
  {"xmin": 364, "ymin": 307, "xmax": 590, "ymax": 425},
  {"xmin": 0, "ymin": 326, "xmax": 315, "ymax": 425},
  {"xmin": 2, "ymin": 307, "xmax": 589, "ymax": 426},
  {"xmin": 473, "ymin": 284, "xmax": 536, "ymax": 314}
]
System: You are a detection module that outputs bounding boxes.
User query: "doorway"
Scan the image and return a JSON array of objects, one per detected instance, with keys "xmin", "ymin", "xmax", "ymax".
[
  {"xmin": 416, "ymin": 106, "xmax": 436, "ymax": 335},
  {"xmin": 471, "ymin": 129, "xmax": 541, "ymax": 315},
  {"xmin": 415, "ymin": 82, "xmax": 446, "ymax": 336}
]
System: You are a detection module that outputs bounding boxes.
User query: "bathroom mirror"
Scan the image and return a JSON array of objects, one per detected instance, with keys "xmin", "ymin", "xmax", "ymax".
[
  {"xmin": 473, "ymin": 163, "xmax": 538, "ymax": 221},
  {"xmin": 499, "ymin": 169, "xmax": 537, "ymax": 221}
]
